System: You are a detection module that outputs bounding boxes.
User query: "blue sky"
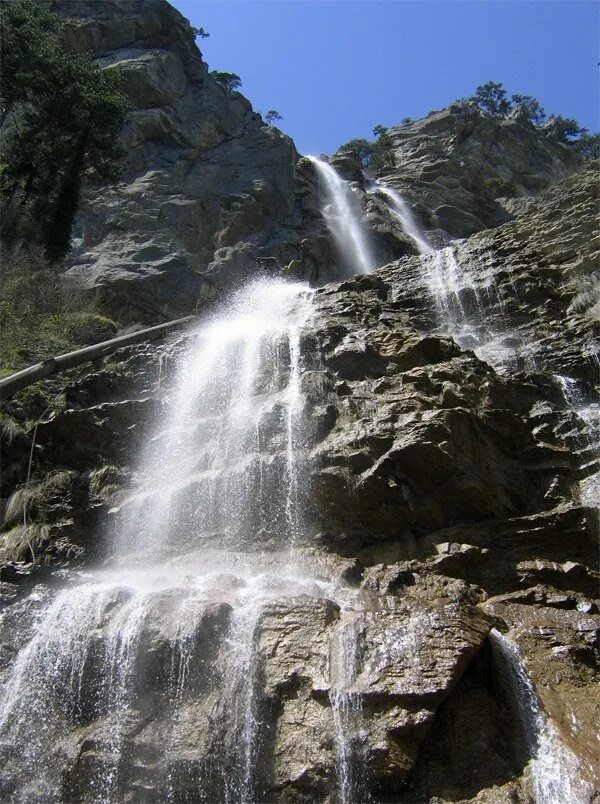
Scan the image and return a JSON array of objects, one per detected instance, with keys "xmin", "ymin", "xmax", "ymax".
[{"xmin": 172, "ymin": 0, "xmax": 599, "ymax": 156}]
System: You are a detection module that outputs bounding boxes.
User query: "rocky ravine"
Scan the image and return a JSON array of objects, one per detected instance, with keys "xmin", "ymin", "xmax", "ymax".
[
  {"xmin": 1, "ymin": 0, "xmax": 598, "ymax": 801},
  {"xmin": 1, "ymin": 157, "xmax": 598, "ymax": 802}
]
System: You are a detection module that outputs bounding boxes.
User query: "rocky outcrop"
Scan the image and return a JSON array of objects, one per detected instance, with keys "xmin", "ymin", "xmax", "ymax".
[
  {"xmin": 0, "ymin": 3, "xmax": 597, "ymax": 801},
  {"xmin": 54, "ymin": 0, "xmax": 331, "ymax": 321},
  {"xmin": 364, "ymin": 103, "xmax": 583, "ymax": 245}
]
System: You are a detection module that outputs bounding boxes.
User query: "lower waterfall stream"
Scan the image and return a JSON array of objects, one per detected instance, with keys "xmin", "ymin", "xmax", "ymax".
[
  {"xmin": 490, "ymin": 630, "xmax": 596, "ymax": 804},
  {"xmin": 0, "ymin": 279, "xmax": 354, "ymax": 803},
  {"xmin": 0, "ymin": 202, "xmax": 596, "ymax": 802}
]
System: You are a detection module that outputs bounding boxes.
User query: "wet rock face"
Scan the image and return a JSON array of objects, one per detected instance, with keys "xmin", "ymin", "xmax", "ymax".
[
  {"xmin": 1, "ymin": 5, "xmax": 598, "ymax": 798},
  {"xmin": 372, "ymin": 104, "xmax": 583, "ymax": 244},
  {"xmin": 303, "ymin": 274, "xmax": 583, "ymax": 543},
  {"xmin": 0, "ymin": 573, "xmax": 495, "ymax": 804},
  {"xmin": 1, "ymin": 156, "xmax": 598, "ymax": 800}
]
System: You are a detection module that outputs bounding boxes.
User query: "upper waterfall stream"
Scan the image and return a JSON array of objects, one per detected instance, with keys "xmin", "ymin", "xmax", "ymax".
[
  {"xmin": 307, "ymin": 156, "xmax": 376, "ymax": 276},
  {"xmin": 366, "ymin": 180, "xmax": 432, "ymax": 255}
]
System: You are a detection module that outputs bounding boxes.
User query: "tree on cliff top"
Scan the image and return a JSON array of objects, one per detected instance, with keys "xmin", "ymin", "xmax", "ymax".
[
  {"xmin": 511, "ymin": 93, "xmax": 546, "ymax": 125},
  {"xmin": 210, "ymin": 71, "xmax": 242, "ymax": 92},
  {"xmin": 0, "ymin": 0, "xmax": 127, "ymax": 262},
  {"xmin": 265, "ymin": 109, "xmax": 283, "ymax": 126},
  {"xmin": 469, "ymin": 82, "xmax": 594, "ymax": 153},
  {"xmin": 338, "ymin": 126, "xmax": 395, "ymax": 173},
  {"xmin": 471, "ymin": 82, "xmax": 511, "ymax": 117}
]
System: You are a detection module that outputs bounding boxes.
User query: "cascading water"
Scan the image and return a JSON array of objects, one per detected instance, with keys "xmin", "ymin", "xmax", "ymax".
[
  {"xmin": 307, "ymin": 155, "xmax": 376, "ymax": 276},
  {"xmin": 366, "ymin": 181, "xmax": 517, "ymax": 368},
  {"xmin": 425, "ymin": 245, "xmax": 521, "ymax": 369},
  {"xmin": 0, "ymin": 278, "xmax": 330, "ymax": 804},
  {"xmin": 490, "ymin": 629, "xmax": 595, "ymax": 804},
  {"xmin": 556, "ymin": 374, "xmax": 600, "ymax": 506},
  {"xmin": 366, "ymin": 181, "xmax": 431, "ymax": 255},
  {"xmin": 328, "ymin": 615, "xmax": 369, "ymax": 804}
]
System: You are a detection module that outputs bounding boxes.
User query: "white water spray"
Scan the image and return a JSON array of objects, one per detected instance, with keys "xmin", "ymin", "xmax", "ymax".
[
  {"xmin": 490, "ymin": 629, "xmax": 595, "ymax": 804},
  {"xmin": 307, "ymin": 155, "xmax": 376, "ymax": 276},
  {"xmin": 367, "ymin": 181, "xmax": 431, "ymax": 254},
  {"xmin": 0, "ymin": 279, "xmax": 317, "ymax": 803},
  {"xmin": 114, "ymin": 279, "xmax": 313, "ymax": 563},
  {"xmin": 329, "ymin": 614, "xmax": 369, "ymax": 804}
]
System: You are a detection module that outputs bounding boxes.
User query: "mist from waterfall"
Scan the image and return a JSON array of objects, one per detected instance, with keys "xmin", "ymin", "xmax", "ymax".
[
  {"xmin": 367, "ymin": 180, "xmax": 432, "ymax": 254},
  {"xmin": 490, "ymin": 629, "xmax": 595, "ymax": 804},
  {"xmin": 0, "ymin": 278, "xmax": 333, "ymax": 804},
  {"xmin": 112, "ymin": 279, "xmax": 313, "ymax": 565},
  {"xmin": 425, "ymin": 245, "xmax": 523, "ymax": 369},
  {"xmin": 307, "ymin": 155, "xmax": 376, "ymax": 276}
]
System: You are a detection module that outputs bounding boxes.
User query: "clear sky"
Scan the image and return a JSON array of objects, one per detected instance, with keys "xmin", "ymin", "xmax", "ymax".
[{"xmin": 171, "ymin": 0, "xmax": 599, "ymax": 156}]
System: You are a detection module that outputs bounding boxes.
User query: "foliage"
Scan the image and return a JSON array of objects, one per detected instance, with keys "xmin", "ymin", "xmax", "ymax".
[
  {"xmin": 265, "ymin": 109, "xmax": 283, "ymax": 125},
  {"xmin": 468, "ymin": 81, "xmax": 595, "ymax": 155},
  {"xmin": 192, "ymin": 26, "xmax": 209, "ymax": 39},
  {"xmin": 338, "ymin": 125, "xmax": 395, "ymax": 173},
  {"xmin": 545, "ymin": 114, "xmax": 588, "ymax": 143},
  {"xmin": 572, "ymin": 132, "xmax": 600, "ymax": 159},
  {"xmin": 0, "ymin": 247, "xmax": 118, "ymax": 372},
  {"xmin": 484, "ymin": 177, "xmax": 518, "ymax": 198},
  {"xmin": 400, "ymin": 117, "xmax": 413, "ymax": 125},
  {"xmin": 471, "ymin": 81, "xmax": 511, "ymax": 117},
  {"xmin": 89, "ymin": 465, "xmax": 123, "ymax": 498},
  {"xmin": 511, "ymin": 93, "xmax": 546, "ymax": 125},
  {"xmin": 339, "ymin": 137, "xmax": 374, "ymax": 163},
  {"xmin": 210, "ymin": 70, "xmax": 242, "ymax": 91},
  {"xmin": 0, "ymin": 0, "xmax": 128, "ymax": 262},
  {"xmin": 0, "ymin": 522, "xmax": 50, "ymax": 564}
]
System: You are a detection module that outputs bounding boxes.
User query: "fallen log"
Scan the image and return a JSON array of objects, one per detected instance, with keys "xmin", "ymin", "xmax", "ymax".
[{"xmin": 0, "ymin": 315, "xmax": 194, "ymax": 400}]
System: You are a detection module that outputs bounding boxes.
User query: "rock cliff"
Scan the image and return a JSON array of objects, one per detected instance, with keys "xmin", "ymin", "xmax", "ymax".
[
  {"xmin": 54, "ymin": 0, "xmax": 317, "ymax": 320},
  {"xmin": 53, "ymin": 0, "xmax": 585, "ymax": 322},
  {"xmin": 0, "ymin": 1, "xmax": 598, "ymax": 803}
]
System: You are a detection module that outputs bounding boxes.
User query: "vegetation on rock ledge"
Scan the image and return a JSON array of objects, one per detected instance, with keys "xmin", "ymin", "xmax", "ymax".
[{"xmin": 0, "ymin": 0, "xmax": 127, "ymax": 262}]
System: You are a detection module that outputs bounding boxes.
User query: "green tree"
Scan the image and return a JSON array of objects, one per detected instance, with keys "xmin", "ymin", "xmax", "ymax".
[
  {"xmin": 0, "ymin": 0, "xmax": 127, "ymax": 261},
  {"xmin": 338, "ymin": 129, "xmax": 395, "ymax": 172},
  {"xmin": 371, "ymin": 125, "xmax": 395, "ymax": 170},
  {"xmin": 511, "ymin": 93, "xmax": 546, "ymax": 125},
  {"xmin": 192, "ymin": 26, "xmax": 209, "ymax": 39},
  {"xmin": 210, "ymin": 71, "xmax": 242, "ymax": 91},
  {"xmin": 265, "ymin": 109, "xmax": 283, "ymax": 125},
  {"xmin": 338, "ymin": 137, "xmax": 375, "ymax": 165},
  {"xmin": 573, "ymin": 132, "xmax": 600, "ymax": 159},
  {"xmin": 545, "ymin": 114, "xmax": 587, "ymax": 142},
  {"xmin": 472, "ymin": 81, "xmax": 511, "ymax": 117}
]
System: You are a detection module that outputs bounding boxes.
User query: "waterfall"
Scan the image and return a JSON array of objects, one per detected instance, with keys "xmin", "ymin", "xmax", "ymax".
[
  {"xmin": 329, "ymin": 615, "xmax": 369, "ymax": 804},
  {"xmin": 490, "ymin": 629, "xmax": 595, "ymax": 804},
  {"xmin": 555, "ymin": 374, "xmax": 600, "ymax": 506},
  {"xmin": 113, "ymin": 279, "xmax": 314, "ymax": 564},
  {"xmin": 366, "ymin": 180, "xmax": 432, "ymax": 254},
  {"xmin": 366, "ymin": 182, "xmax": 524, "ymax": 371},
  {"xmin": 307, "ymin": 155, "xmax": 376, "ymax": 276},
  {"xmin": 0, "ymin": 278, "xmax": 324, "ymax": 804},
  {"xmin": 425, "ymin": 245, "xmax": 521, "ymax": 369}
]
